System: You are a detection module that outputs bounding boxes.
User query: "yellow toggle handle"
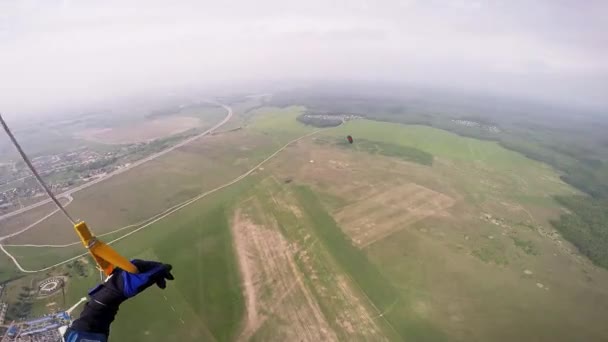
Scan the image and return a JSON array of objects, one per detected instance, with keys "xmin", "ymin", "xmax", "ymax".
[{"xmin": 74, "ymin": 222, "xmax": 139, "ymax": 275}]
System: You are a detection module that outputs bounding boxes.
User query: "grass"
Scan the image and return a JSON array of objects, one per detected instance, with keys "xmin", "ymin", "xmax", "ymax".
[
  {"xmin": 293, "ymin": 185, "xmax": 445, "ymax": 341},
  {"xmin": 4, "ymin": 108, "xmax": 608, "ymax": 341},
  {"xmin": 315, "ymin": 189, "xmax": 351, "ymax": 211},
  {"xmin": 5, "ymin": 131, "xmax": 281, "ymax": 245},
  {"xmin": 328, "ymin": 120, "xmax": 545, "ymax": 169},
  {"xmin": 0, "ymin": 201, "xmax": 60, "ymax": 238},
  {"xmin": 246, "ymin": 178, "xmax": 400, "ymax": 340},
  {"xmin": 103, "ymin": 180, "xmax": 254, "ymax": 341},
  {"xmin": 4, "ymin": 175, "xmax": 255, "ymax": 341},
  {"xmin": 247, "ymin": 106, "xmax": 314, "ymax": 143},
  {"xmin": 333, "ymin": 137, "xmax": 433, "ymax": 166},
  {"xmin": 511, "ymin": 236, "xmax": 540, "ymax": 256},
  {"xmin": 0, "ymin": 252, "xmax": 20, "ymax": 284},
  {"xmin": 274, "ymin": 120, "xmax": 607, "ymax": 340},
  {"xmin": 157, "ymin": 205, "xmax": 243, "ymax": 341},
  {"xmin": 472, "ymin": 245, "xmax": 509, "ymax": 265},
  {"xmin": 3, "ymin": 244, "xmax": 84, "ymax": 270},
  {"xmin": 325, "ymin": 120, "xmax": 578, "ymax": 203}
]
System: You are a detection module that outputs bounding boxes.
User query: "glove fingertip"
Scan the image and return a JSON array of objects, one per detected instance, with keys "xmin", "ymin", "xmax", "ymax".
[{"xmin": 157, "ymin": 278, "xmax": 167, "ymax": 289}]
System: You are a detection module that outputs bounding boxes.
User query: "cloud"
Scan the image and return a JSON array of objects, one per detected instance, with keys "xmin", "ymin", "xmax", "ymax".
[{"xmin": 0, "ymin": 0, "xmax": 606, "ymax": 118}]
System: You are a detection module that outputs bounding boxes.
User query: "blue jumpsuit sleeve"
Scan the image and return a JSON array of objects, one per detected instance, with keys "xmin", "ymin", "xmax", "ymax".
[{"xmin": 64, "ymin": 328, "xmax": 107, "ymax": 342}]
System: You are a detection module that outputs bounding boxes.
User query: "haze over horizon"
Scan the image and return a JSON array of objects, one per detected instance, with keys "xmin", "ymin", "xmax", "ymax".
[{"xmin": 1, "ymin": 0, "xmax": 607, "ymax": 119}]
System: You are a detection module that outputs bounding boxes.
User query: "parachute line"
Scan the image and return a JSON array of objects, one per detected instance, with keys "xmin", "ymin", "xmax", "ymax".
[{"xmin": 0, "ymin": 114, "xmax": 77, "ymax": 225}]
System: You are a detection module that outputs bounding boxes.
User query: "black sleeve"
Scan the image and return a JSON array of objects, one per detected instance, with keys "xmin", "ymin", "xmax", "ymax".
[
  {"xmin": 69, "ymin": 299, "xmax": 119, "ymax": 336},
  {"xmin": 69, "ymin": 283, "xmax": 126, "ymax": 337}
]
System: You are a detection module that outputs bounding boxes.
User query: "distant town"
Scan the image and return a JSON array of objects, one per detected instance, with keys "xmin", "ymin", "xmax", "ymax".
[
  {"xmin": 1, "ymin": 312, "xmax": 71, "ymax": 342},
  {"xmin": 0, "ymin": 133, "xmax": 192, "ymax": 215}
]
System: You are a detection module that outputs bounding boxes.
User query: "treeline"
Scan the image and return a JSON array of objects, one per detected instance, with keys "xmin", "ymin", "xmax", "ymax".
[
  {"xmin": 393, "ymin": 117, "xmax": 608, "ymax": 268},
  {"xmin": 560, "ymin": 166, "xmax": 608, "ymax": 199},
  {"xmin": 125, "ymin": 132, "xmax": 195, "ymax": 161},
  {"xmin": 476, "ymin": 133, "xmax": 608, "ymax": 268},
  {"xmin": 552, "ymin": 196, "xmax": 608, "ymax": 268},
  {"xmin": 296, "ymin": 114, "xmax": 343, "ymax": 127},
  {"xmin": 67, "ymin": 260, "xmax": 87, "ymax": 277},
  {"xmin": 352, "ymin": 139, "xmax": 433, "ymax": 166},
  {"xmin": 7, "ymin": 286, "xmax": 32, "ymax": 320},
  {"xmin": 70, "ymin": 157, "xmax": 117, "ymax": 173}
]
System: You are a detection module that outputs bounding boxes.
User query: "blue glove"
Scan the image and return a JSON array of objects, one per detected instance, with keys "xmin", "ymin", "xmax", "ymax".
[
  {"xmin": 64, "ymin": 329, "xmax": 108, "ymax": 342},
  {"xmin": 89, "ymin": 259, "xmax": 174, "ymax": 307},
  {"xmin": 68, "ymin": 260, "xmax": 174, "ymax": 338},
  {"xmin": 118, "ymin": 259, "xmax": 175, "ymax": 298}
]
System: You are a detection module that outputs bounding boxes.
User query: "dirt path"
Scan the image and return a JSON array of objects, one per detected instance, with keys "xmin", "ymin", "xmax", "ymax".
[
  {"xmin": 261, "ymin": 180, "xmax": 389, "ymax": 341},
  {"xmin": 231, "ymin": 209, "xmax": 337, "ymax": 342},
  {"xmin": 232, "ymin": 209, "xmax": 261, "ymax": 337}
]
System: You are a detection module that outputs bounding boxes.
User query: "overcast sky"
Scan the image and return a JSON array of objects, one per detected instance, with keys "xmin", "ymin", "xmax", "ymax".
[{"xmin": 1, "ymin": 0, "xmax": 607, "ymax": 118}]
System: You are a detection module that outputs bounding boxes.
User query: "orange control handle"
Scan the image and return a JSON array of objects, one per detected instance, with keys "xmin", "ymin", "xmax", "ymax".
[{"xmin": 74, "ymin": 222, "xmax": 139, "ymax": 275}]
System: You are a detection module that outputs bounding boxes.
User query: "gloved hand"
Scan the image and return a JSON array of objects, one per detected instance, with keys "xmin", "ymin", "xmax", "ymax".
[
  {"xmin": 114, "ymin": 259, "xmax": 175, "ymax": 298},
  {"xmin": 89, "ymin": 259, "xmax": 174, "ymax": 307},
  {"xmin": 68, "ymin": 260, "xmax": 174, "ymax": 338}
]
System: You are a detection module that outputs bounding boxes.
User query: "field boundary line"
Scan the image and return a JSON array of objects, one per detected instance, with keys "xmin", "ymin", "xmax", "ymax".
[
  {"xmin": 0, "ymin": 195, "xmax": 73, "ymax": 242},
  {"xmin": 1, "ymin": 127, "xmax": 334, "ymax": 273}
]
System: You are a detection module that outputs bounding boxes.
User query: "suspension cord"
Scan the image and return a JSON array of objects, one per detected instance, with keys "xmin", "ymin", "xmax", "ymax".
[{"xmin": 0, "ymin": 113, "xmax": 77, "ymax": 225}]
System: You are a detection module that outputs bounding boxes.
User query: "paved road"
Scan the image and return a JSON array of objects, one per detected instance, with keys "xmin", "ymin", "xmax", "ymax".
[{"xmin": 0, "ymin": 102, "xmax": 233, "ymax": 222}]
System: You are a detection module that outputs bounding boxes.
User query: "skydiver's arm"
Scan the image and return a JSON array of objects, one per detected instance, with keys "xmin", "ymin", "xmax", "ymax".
[
  {"xmin": 64, "ymin": 325, "xmax": 108, "ymax": 342},
  {"xmin": 63, "ymin": 284, "xmax": 119, "ymax": 341},
  {"xmin": 63, "ymin": 260, "xmax": 174, "ymax": 342}
]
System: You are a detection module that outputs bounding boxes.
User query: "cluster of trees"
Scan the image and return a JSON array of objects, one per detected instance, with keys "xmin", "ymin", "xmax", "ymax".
[
  {"xmin": 129, "ymin": 132, "xmax": 194, "ymax": 158},
  {"xmin": 552, "ymin": 196, "xmax": 608, "ymax": 268},
  {"xmin": 560, "ymin": 166, "xmax": 608, "ymax": 199},
  {"xmin": 8, "ymin": 300, "xmax": 32, "ymax": 319},
  {"xmin": 67, "ymin": 260, "xmax": 86, "ymax": 277},
  {"xmin": 296, "ymin": 114, "xmax": 343, "ymax": 127},
  {"xmin": 511, "ymin": 237, "xmax": 540, "ymax": 256},
  {"xmin": 7, "ymin": 286, "xmax": 32, "ymax": 320},
  {"xmin": 70, "ymin": 157, "xmax": 117, "ymax": 173},
  {"xmin": 499, "ymin": 133, "xmax": 608, "ymax": 268}
]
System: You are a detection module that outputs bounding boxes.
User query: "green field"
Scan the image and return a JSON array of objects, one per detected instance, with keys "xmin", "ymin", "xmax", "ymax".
[
  {"xmin": 247, "ymin": 106, "xmax": 313, "ymax": 142},
  {"xmin": 4, "ymin": 131, "xmax": 284, "ymax": 246},
  {"xmin": 2, "ymin": 106, "xmax": 608, "ymax": 341},
  {"xmin": 108, "ymin": 186, "xmax": 251, "ymax": 341},
  {"xmin": 324, "ymin": 137, "xmax": 434, "ymax": 166},
  {"xmin": 329, "ymin": 120, "xmax": 555, "ymax": 169},
  {"xmin": 293, "ymin": 185, "xmax": 444, "ymax": 341}
]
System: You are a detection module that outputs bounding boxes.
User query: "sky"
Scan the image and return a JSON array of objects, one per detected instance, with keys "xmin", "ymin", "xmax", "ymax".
[{"xmin": 1, "ymin": 0, "xmax": 607, "ymax": 118}]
